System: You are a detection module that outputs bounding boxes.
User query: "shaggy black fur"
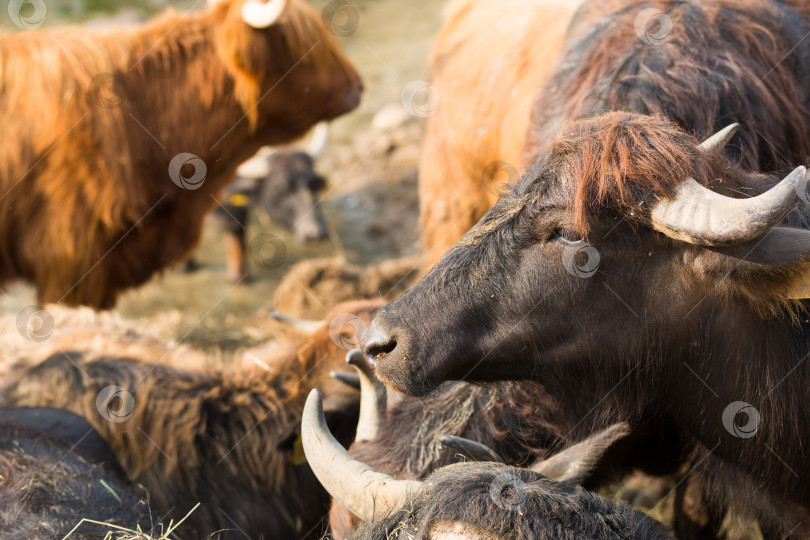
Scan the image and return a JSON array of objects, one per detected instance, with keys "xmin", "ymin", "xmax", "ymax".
[
  {"xmin": 346, "ymin": 462, "xmax": 672, "ymax": 540},
  {"xmin": 0, "ymin": 419, "xmax": 154, "ymax": 539}
]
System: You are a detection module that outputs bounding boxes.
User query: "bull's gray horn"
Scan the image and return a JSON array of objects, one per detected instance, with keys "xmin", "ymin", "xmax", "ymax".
[
  {"xmin": 530, "ymin": 422, "xmax": 630, "ymax": 486},
  {"xmin": 307, "ymin": 122, "xmax": 329, "ymax": 160},
  {"xmin": 651, "ymin": 163, "xmax": 807, "ymax": 247},
  {"xmin": 330, "ymin": 370, "xmax": 361, "ymax": 390},
  {"xmin": 269, "ymin": 311, "xmax": 322, "ymax": 334},
  {"xmin": 698, "ymin": 123, "xmax": 739, "ymax": 152},
  {"xmin": 242, "ymin": 0, "xmax": 288, "ymax": 29},
  {"xmin": 302, "ymin": 389, "xmax": 420, "ymax": 521},
  {"xmin": 347, "ymin": 348, "xmax": 385, "ymax": 441},
  {"xmin": 651, "ymin": 123, "xmax": 806, "ymax": 246},
  {"xmin": 439, "ymin": 435, "xmax": 504, "ymax": 463}
]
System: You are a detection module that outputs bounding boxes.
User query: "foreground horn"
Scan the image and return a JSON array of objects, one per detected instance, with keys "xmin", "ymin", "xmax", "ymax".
[
  {"xmin": 530, "ymin": 422, "xmax": 630, "ymax": 486},
  {"xmin": 242, "ymin": 0, "xmax": 288, "ymax": 29},
  {"xmin": 347, "ymin": 348, "xmax": 385, "ymax": 441},
  {"xmin": 302, "ymin": 390, "xmax": 420, "ymax": 521},
  {"xmin": 650, "ymin": 124, "xmax": 807, "ymax": 246}
]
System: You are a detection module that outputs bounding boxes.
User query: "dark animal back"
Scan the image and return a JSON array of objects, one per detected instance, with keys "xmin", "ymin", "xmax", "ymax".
[
  {"xmin": 0, "ymin": 422, "xmax": 152, "ymax": 540},
  {"xmin": 0, "ymin": 406, "xmax": 127, "ymax": 480}
]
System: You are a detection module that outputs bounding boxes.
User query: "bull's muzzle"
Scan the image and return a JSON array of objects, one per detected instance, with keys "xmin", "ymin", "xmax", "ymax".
[{"xmin": 360, "ymin": 315, "xmax": 398, "ymax": 369}]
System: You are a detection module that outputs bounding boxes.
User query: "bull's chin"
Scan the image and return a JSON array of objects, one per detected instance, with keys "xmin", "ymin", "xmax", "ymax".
[
  {"xmin": 374, "ymin": 366, "xmax": 434, "ymax": 397},
  {"xmin": 373, "ymin": 353, "xmax": 442, "ymax": 398},
  {"xmin": 374, "ymin": 347, "xmax": 535, "ymax": 397}
]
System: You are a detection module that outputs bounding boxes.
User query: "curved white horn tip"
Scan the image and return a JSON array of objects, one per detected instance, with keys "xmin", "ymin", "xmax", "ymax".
[
  {"xmin": 304, "ymin": 388, "xmax": 323, "ymax": 418},
  {"xmin": 307, "ymin": 122, "xmax": 330, "ymax": 159},
  {"xmin": 792, "ymin": 165, "xmax": 807, "ymax": 179},
  {"xmin": 346, "ymin": 348, "xmax": 365, "ymax": 366},
  {"xmin": 242, "ymin": 0, "xmax": 289, "ymax": 29},
  {"xmin": 768, "ymin": 165, "xmax": 808, "ymax": 198},
  {"xmin": 699, "ymin": 123, "xmax": 740, "ymax": 152}
]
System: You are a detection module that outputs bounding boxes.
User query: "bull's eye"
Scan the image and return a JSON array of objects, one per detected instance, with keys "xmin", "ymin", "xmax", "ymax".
[{"xmin": 554, "ymin": 228, "xmax": 583, "ymax": 243}]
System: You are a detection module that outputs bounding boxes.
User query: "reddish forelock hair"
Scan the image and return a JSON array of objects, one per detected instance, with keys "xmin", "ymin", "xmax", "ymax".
[{"xmin": 543, "ymin": 112, "xmax": 739, "ymax": 235}]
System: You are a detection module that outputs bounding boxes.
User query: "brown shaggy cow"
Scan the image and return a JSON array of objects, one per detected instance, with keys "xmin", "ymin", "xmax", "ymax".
[
  {"xmin": 0, "ymin": 300, "xmax": 384, "ymax": 539},
  {"xmin": 419, "ymin": 0, "xmax": 810, "ymax": 265},
  {"xmin": 0, "ymin": 0, "xmax": 362, "ymax": 308},
  {"xmin": 418, "ymin": 0, "xmax": 583, "ymax": 265}
]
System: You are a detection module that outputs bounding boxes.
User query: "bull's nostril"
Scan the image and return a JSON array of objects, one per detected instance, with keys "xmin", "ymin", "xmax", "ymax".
[
  {"xmin": 362, "ymin": 318, "xmax": 398, "ymax": 367},
  {"xmin": 365, "ymin": 339, "xmax": 396, "ymax": 366}
]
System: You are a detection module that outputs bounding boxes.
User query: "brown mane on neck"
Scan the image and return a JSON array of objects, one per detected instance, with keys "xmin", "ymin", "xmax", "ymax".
[{"xmin": 525, "ymin": 0, "xmax": 810, "ymax": 172}]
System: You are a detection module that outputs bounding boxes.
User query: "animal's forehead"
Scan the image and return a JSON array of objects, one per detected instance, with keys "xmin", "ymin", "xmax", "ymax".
[
  {"xmin": 455, "ymin": 167, "xmax": 569, "ymax": 247},
  {"xmin": 455, "ymin": 192, "xmax": 534, "ymax": 247},
  {"xmin": 512, "ymin": 162, "xmax": 566, "ymax": 210}
]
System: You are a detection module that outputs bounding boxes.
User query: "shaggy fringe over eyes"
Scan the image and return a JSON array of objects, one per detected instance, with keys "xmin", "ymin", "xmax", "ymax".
[
  {"xmin": 545, "ymin": 112, "xmax": 730, "ymax": 234},
  {"xmin": 537, "ymin": 112, "xmax": 810, "ymax": 316}
]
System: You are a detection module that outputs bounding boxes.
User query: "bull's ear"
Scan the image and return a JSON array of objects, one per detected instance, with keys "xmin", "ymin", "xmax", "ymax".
[
  {"xmin": 529, "ymin": 422, "xmax": 630, "ymax": 485},
  {"xmin": 707, "ymin": 227, "xmax": 810, "ymax": 299}
]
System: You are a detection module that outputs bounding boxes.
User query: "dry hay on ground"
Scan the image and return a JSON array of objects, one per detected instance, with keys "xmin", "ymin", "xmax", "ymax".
[{"xmin": 273, "ymin": 255, "xmax": 421, "ymax": 318}]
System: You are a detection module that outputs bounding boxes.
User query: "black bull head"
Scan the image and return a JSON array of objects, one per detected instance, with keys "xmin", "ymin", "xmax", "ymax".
[{"xmin": 361, "ymin": 114, "xmax": 810, "ymax": 397}]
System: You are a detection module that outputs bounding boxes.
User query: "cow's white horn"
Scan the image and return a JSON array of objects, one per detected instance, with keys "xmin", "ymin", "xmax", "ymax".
[{"xmin": 242, "ymin": 0, "xmax": 288, "ymax": 29}]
